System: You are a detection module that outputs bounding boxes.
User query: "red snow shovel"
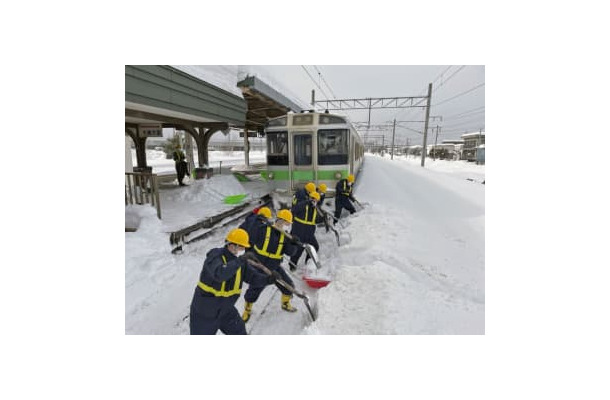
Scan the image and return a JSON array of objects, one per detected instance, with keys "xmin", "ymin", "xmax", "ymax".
[
  {"xmin": 302, "ymin": 276, "xmax": 330, "ymax": 288},
  {"xmin": 287, "ymin": 259, "xmax": 331, "ymax": 289},
  {"xmin": 300, "ymin": 244, "xmax": 332, "ymax": 289},
  {"xmin": 268, "ymin": 223, "xmax": 332, "ymax": 289}
]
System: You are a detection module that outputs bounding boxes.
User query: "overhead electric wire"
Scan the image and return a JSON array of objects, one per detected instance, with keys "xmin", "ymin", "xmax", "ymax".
[
  {"xmin": 433, "ymin": 82, "xmax": 485, "ymax": 107},
  {"xmin": 434, "ymin": 65, "xmax": 467, "ymax": 92},
  {"xmin": 444, "ymin": 106, "xmax": 485, "ymax": 119},
  {"xmin": 313, "ymin": 65, "xmax": 338, "ymax": 99},
  {"xmin": 431, "ymin": 65, "xmax": 453, "ymax": 88},
  {"xmin": 442, "ymin": 118, "xmax": 486, "ymax": 129},
  {"xmin": 393, "ymin": 65, "xmax": 458, "ymax": 121},
  {"xmin": 301, "ymin": 65, "xmax": 330, "ymax": 100}
]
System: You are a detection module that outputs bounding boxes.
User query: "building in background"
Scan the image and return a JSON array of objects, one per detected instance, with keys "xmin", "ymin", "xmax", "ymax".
[{"xmin": 461, "ymin": 132, "xmax": 485, "ymax": 162}]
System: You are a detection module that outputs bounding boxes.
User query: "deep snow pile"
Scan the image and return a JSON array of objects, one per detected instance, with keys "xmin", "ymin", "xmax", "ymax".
[{"xmin": 125, "ymin": 154, "xmax": 484, "ymax": 334}]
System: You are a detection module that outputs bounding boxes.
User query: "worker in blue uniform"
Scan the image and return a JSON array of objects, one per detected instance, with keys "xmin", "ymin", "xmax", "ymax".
[
  {"xmin": 292, "ymin": 182, "xmax": 316, "ymax": 206},
  {"xmin": 238, "ymin": 207, "xmax": 272, "ymax": 246},
  {"xmin": 317, "ymin": 183, "xmax": 327, "ymax": 205},
  {"xmin": 290, "ymin": 191, "xmax": 324, "ymax": 269},
  {"xmin": 242, "ymin": 209, "xmax": 300, "ymax": 322},
  {"xmin": 334, "ymin": 174, "xmax": 357, "ymax": 221},
  {"xmin": 189, "ymin": 228, "xmax": 276, "ymax": 335}
]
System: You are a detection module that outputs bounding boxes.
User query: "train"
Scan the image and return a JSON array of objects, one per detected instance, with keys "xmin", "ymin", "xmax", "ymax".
[{"xmin": 262, "ymin": 111, "xmax": 364, "ymax": 205}]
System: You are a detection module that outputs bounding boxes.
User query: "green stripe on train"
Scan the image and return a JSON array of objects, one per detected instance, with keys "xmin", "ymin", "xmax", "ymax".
[
  {"xmin": 263, "ymin": 169, "xmax": 349, "ymax": 181},
  {"xmin": 317, "ymin": 170, "xmax": 349, "ymax": 180},
  {"xmin": 292, "ymin": 170, "xmax": 314, "ymax": 180}
]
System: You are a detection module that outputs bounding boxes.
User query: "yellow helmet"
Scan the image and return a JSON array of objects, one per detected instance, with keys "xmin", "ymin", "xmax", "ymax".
[
  {"xmin": 226, "ymin": 228, "xmax": 250, "ymax": 248},
  {"xmin": 309, "ymin": 191, "xmax": 320, "ymax": 201},
  {"xmin": 305, "ymin": 182, "xmax": 316, "ymax": 193},
  {"xmin": 347, "ymin": 174, "xmax": 355, "ymax": 183},
  {"xmin": 318, "ymin": 184, "xmax": 327, "ymax": 193},
  {"xmin": 258, "ymin": 207, "xmax": 272, "ymax": 219},
  {"xmin": 277, "ymin": 209, "xmax": 293, "ymax": 224}
]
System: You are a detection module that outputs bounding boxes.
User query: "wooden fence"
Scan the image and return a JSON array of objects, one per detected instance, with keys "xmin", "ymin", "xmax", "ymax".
[{"xmin": 125, "ymin": 172, "xmax": 161, "ymax": 219}]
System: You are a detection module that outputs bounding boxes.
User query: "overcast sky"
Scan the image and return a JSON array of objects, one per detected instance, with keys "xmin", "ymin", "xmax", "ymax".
[{"xmin": 247, "ymin": 65, "xmax": 485, "ymax": 145}]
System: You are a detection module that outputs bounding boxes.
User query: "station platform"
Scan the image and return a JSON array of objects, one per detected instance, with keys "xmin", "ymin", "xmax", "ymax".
[{"xmin": 126, "ymin": 170, "xmax": 270, "ymax": 237}]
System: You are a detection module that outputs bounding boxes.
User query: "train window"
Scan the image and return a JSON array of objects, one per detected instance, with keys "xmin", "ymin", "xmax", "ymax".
[
  {"xmin": 292, "ymin": 114, "xmax": 313, "ymax": 126},
  {"xmin": 319, "ymin": 115, "xmax": 346, "ymax": 125},
  {"xmin": 267, "ymin": 132, "xmax": 288, "ymax": 165},
  {"xmin": 318, "ymin": 129, "xmax": 348, "ymax": 165},
  {"xmin": 293, "ymin": 134, "xmax": 312, "ymax": 165},
  {"xmin": 267, "ymin": 117, "xmax": 287, "ymax": 127}
]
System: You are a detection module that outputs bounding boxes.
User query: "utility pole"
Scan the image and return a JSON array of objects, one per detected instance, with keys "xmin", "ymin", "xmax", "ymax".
[
  {"xmin": 421, "ymin": 83, "xmax": 433, "ymax": 167},
  {"xmin": 390, "ymin": 118, "xmax": 396, "ymax": 160},
  {"xmin": 311, "ymin": 90, "xmax": 315, "ymax": 107}
]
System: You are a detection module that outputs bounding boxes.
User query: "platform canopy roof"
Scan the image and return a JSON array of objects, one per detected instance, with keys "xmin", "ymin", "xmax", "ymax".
[{"xmin": 237, "ymin": 75, "xmax": 306, "ymax": 133}]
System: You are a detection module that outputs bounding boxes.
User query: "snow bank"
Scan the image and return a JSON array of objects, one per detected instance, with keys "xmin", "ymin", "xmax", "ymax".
[
  {"xmin": 164, "ymin": 174, "xmax": 247, "ymax": 203},
  {"xmin": 303, "ymin": 154, "xmax": 484, "ymax": 334}
]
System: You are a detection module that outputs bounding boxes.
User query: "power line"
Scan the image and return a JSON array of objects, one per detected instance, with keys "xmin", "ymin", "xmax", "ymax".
[
  {"xmin": 442, "ymin": 118, "xmax": 486, "ymax": 129},
  {"xmin": 393, "ymin": 65, "xmax": 455, "ymax": 120},
  {"xmin": 433, "ymin": 82, "xmax": 485, "ymax": 107},
  {"xmin": 443, "ymin": 112, "xmax": 485, "ymax": 125},
  {"xmin": 434, "ymin": 65, "xmax": 467, "ymax": 92},
  {"xmin": 444, "ymin": 106, "xmax": 485, "ymax": 119},
  {"xmin": 313, "ymin": 66, "xmax": 338, "ymax": 99},
  {"xmin": 431, "ymin": 66, "xmax": 453, "ymax": 87},
  {"xmin": 301, "ymin": 65, "xmax": 330, "ymax": 100}
]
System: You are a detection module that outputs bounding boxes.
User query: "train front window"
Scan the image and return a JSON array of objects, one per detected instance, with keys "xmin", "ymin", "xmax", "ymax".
[
  {"xmin": 293, "ymin": 134, "xmax": 312, "ymax": 165},
  {"xmin": 267, "ymin": 132, "xmax": 288, "ymax": 165},
  {"xmin": 318, "ymin": 129, "xmax": 348, "ymax": 165}
]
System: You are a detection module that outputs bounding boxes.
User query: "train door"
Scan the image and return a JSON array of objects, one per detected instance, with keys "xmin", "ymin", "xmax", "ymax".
[
  {"xmin": 348, "ymin": 130, "xmax": 354, "ymax": 174},
  {"xmin": 290, "ymin": 131, "xmax": 314, "ymax": 191}
]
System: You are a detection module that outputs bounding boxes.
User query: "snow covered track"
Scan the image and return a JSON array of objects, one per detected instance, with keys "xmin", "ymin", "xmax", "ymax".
[{"xmin": 304, "ymin": 155, "xmax": 485, "ymax": 334}]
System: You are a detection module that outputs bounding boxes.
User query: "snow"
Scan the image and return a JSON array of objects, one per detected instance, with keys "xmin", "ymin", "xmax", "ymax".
[
  {"xmin": 126, "ymin": 153, "xmax": 484, "ymax": 334},
  {"xmin": 171, "ymin": 65, "xmax": 243, "ymax": 98},
  {"xmin": 461, "ymin": 131, "xmax": 486, "ymax": 138},
  {"xmin": 132, "ymin": 149, "xmax": 266, "ymax": 174}
]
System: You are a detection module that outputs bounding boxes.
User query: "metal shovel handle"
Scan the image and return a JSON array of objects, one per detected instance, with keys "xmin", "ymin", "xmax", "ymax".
[{"xmin": 245, "ymin": 258, "xmax": 316, "ymax": 321}]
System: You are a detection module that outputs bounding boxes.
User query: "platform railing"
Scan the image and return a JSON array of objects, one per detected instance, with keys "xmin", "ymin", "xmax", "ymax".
[{"xmin": 125, "ymin": 172, "xmax": 161, "ymax": 219}]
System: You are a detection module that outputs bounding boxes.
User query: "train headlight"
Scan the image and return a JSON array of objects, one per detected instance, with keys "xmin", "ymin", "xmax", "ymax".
[
  {"xmin": 334, "ymin": 172, "xmax": 342, "ymax": 179},
  {"xmin": 268, "ymin": 172, "xmax": 274, "ymax": 180}
]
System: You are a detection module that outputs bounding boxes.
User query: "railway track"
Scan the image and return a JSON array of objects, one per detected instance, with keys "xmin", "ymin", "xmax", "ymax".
[{"xmin": 170, "ymin": 194, "xmax": 272, "ymax": 254}]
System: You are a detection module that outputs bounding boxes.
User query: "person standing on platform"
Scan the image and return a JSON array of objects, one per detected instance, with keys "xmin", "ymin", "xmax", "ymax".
[{"xmin": 173, "ymin": 145, "xmax": 188, "ymax": 186}]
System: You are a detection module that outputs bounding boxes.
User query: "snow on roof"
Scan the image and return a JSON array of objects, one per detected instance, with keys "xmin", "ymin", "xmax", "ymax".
[
  {"xmin": 171, "ymin": 65, "xmax": 244, "ymax": 98},
  {"xmin": 238, "ymin": 66, "xmax": 310, "ymax": 111},
  {"xmin": 461, "ymin": 132, "xmax": 485, "ymax": 138},
  {"xmin": 171, "ymin": 65, "xmax": 311, "ymax": 112}
]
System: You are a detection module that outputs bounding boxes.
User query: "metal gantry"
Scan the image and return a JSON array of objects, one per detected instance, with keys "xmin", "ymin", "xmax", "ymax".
[
  {"xmin": 315, "ymin": 96, "xmax": 428, "ymax": 111},
  {"xmin": 314, "ymin": 89, "xmax": 435, "ymax": 167},
  {"xmin": 315, "ymin": 96, "xmax": 430, "ymax": 131}
]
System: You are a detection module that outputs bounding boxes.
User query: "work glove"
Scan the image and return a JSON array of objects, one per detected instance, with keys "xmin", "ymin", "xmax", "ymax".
[
  {"xmin": 267, "ymin": 270, "xmax": 282, "ymax": 284},
  {"xmin": 240, "ymin": 252, "xmax": 258, "ymax": 263},
  {"xmin": 291, "ymin": 234, "xmax": 303, "ymax": 246}
]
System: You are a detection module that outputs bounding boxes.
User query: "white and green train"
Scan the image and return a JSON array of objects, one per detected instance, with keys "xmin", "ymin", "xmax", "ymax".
[{"xmin": 262, "ymin": 111, "xmax": 364, "ymax": 204}]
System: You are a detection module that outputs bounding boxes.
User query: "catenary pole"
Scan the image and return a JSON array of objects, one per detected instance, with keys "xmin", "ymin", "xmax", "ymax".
[
  {"xmin": 391, "ymin": 118, "xmax": 396, "ymax": 160},
  {"xmin": 421, "ymin": 83, "xmax": 433, "ymax": 167}
]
